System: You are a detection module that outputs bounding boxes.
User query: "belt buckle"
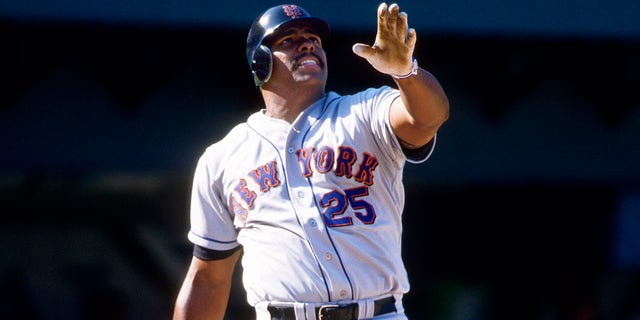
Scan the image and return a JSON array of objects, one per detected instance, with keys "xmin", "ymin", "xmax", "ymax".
[{"xmin": 317, "ymin": 304, "xmax": 341, "ymax": 320}]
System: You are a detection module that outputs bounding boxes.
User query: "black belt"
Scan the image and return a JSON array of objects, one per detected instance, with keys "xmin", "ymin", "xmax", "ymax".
[{"xmin": 267, "ymin": 296, "xmax": 396, "ymax": 320}]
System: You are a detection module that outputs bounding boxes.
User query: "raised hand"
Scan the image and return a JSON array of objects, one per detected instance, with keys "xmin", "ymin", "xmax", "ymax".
[{"xmin": 352, "ymin": 3, "xmax": 416, "ymax": 77}]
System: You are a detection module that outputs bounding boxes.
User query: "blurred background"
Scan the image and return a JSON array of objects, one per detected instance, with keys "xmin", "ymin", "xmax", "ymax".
[{"xmin": 1, "ymin": 0, "xmax": 639, "ymax": 319}]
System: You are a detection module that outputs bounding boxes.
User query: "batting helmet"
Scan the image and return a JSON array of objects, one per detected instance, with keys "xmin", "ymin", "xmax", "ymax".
[{"xmin": 246, "ymin": 4, "xmax": 330, "ymax": 87}]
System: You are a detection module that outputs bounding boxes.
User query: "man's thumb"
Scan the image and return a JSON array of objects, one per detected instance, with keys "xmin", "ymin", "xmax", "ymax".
[{"xmin": 352, "ymin": 43, "xmax": 374, "ymax": 59}]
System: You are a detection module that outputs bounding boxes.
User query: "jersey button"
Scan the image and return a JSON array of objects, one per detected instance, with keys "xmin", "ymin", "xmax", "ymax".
[
  {"xmin": 339, "ymin": 290, "xmax": 347, "ymax": 297},
  {"xmin": 310, "ymin": 220, "xmax": 317, "ymax": 227},
  {"xmin": 297, "ymin": 191, "xmax": 305, "ymax": 198},
  {"xmin": 324, "ymin": 252, "xmax": 332, "ymax": 261},
  {"xmin": 287, "ymin": 147, "xmax": 295, "ymax": 153}
]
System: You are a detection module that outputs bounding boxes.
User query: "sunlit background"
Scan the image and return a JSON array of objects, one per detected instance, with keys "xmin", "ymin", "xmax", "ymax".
[{"xmin": 1, "ymin": 0, "xmax": 639, "ymax": 319}]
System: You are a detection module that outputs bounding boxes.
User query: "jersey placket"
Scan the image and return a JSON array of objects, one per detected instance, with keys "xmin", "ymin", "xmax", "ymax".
[{"xmin": 284, "ymin": 103, "xmax": 354, "ymax": 302}]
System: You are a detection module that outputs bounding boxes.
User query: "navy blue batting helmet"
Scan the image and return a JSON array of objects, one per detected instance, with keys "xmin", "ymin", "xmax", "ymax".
[{"xmin": 246, "ymin": 4, "xmax": 330, "ymax": 87}]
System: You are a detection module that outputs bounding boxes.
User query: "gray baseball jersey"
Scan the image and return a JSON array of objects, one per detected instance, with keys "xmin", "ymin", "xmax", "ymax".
[{"xmin": 187, "ymin": 85, "xmax": 435, "ymax": 307}]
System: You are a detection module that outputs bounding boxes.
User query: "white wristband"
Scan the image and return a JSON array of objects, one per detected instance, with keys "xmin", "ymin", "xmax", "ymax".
[{"xmin": 392, "ymin": 58, "xmax": 419, "ymax": 79}]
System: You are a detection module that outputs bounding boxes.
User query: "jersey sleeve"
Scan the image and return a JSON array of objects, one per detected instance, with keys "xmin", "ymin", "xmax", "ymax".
[
  {"xmin": 362, "ymin": 86, "xmax": 436, "ymax": 165},
  {"xmin": 187, "ymin": 148, "xmax": 240, "ymax": 251}
]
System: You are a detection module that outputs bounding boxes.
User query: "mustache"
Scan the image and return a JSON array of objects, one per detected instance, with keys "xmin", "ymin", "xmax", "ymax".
[{"xmin": 294, "ymin": 52, "xmax": 324, "ymax": 68}]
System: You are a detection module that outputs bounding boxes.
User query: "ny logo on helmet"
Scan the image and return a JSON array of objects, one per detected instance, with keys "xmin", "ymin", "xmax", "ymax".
[{"xmin": 282, "ymin": 5, "xmax": 303, "ymax": 19}]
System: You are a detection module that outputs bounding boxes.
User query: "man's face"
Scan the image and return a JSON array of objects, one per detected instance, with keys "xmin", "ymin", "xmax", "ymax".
[{"xmin": 267, "ymin": 26, "xmax": 328, "ymax": 87}]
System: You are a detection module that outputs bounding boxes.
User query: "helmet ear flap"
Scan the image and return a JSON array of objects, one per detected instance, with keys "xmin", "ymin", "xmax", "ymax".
[{"xmin": 251, "ymin": 45, "xmax": 273, "ymax": 87}]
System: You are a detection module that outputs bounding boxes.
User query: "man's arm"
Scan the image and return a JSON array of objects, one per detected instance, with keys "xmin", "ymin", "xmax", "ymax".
[
  {"xmin": 173, "ymin": 249, "xmax": 242, "ymax": 320},
  {"xmin": 389, "ymin": 65, "xmax": 449, "ymax": 149},
  {"xmin": 352, "ymin": 2, "xmax": 449, "ymax": 148}
]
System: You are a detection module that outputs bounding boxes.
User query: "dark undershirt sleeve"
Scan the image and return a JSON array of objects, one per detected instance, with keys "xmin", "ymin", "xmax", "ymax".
[
  {"xmin": 193, "ymin": 244, "xmax": 242, "ymax": 261},
  {"xmin": 401, "ymin": 137, "xmax": 435, "ymax": 162}
]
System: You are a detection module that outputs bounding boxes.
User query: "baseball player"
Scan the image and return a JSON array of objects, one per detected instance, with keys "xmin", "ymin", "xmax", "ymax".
[{"xmin": 173, "ymin": 2, "xmax": 449, "ymax": 320}]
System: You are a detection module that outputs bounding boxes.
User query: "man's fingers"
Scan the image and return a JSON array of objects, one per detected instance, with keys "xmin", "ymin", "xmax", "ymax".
[
  {"xmin": 377, "ymin": 2, "xmax": 388, "ymax": 38},
  {"xmin": 377, "ymin": 3, "xmax": 388, "ymax": 23},
  {"xmin": 406, "ymin": 28, "xmax": 417, "ymax": 49},
  {"xmin": 359, "ymin": 2, "xmax": 416, "ymax": 74},
  {"xmin": 387, "ymin": 3, "xmax": 400, "ymax": 35},
  {"xmin": 376, "ymin": 3, "xmax": 410, "ymax": 45},
  {"xmin": 397, "ymin": 11, "xmax": 408, "ymax": 40}
]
